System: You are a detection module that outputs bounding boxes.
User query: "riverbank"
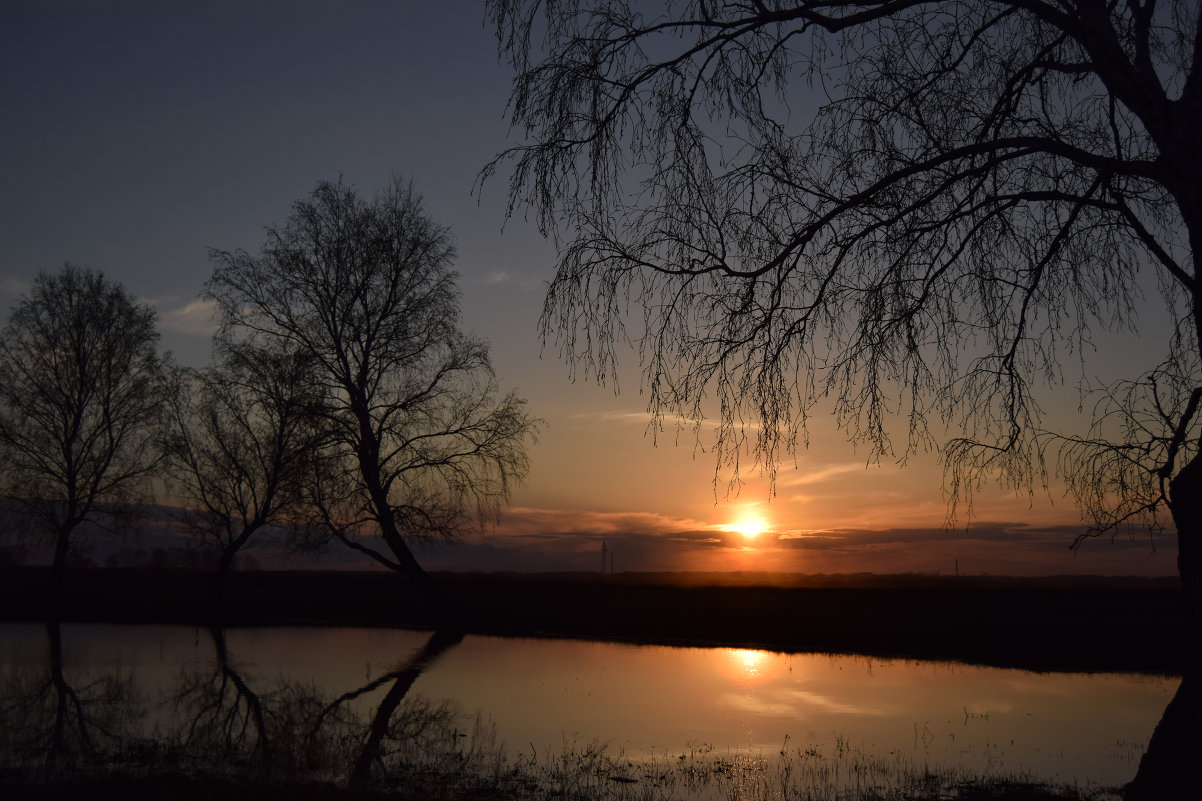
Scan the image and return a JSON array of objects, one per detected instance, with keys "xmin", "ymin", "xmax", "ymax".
[{"xmin": 0, "ymin": 566, "xmax": 1189, "ymax": 674}]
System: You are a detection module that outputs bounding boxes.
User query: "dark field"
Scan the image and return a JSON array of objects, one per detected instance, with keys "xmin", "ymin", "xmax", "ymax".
[
  {"xmin": 0, "ymin": 775, "xmax": 1109, "ymax": 801},
  {"xmin": 0, "ymin": 566, "xmax": 1189, "ymax": 674}
]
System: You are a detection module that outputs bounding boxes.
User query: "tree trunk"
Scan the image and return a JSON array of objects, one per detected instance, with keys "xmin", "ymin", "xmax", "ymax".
[
  {"xmin": 374, "ymin": 503, "xmax": 464, "ymax": 620},
  {"xmin": 47, "ymin": 528, "xmax": 71, "ymax": 610},
  {"xmin": 210, "ymin": 547, "xmax": 236, "ymax": 603},
  {"xmin": 356, "ymin": 428, "xmax": 462, "ymax": 618},
  {"xmin": 1170, "ymin": 452, "xmax": 1202, "ymax": 654},
  {"xmin": 1125, "ymin": 454, "xmax": 1202, "ymax": 798}
]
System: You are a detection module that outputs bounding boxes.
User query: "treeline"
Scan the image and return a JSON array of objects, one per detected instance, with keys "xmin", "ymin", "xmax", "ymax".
[{"xmin": 0, "ymin": 177, "xmax": 538, "ymax": 604}]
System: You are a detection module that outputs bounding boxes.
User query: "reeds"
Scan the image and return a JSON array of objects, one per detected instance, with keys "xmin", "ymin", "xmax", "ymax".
[
  {"xmin": 0, "ymin": 664, "xmax": 1119, "ymax": 801},
  {"xmin": 350, "ymin": 699, "xmax": 1115, "ymax": 801}
]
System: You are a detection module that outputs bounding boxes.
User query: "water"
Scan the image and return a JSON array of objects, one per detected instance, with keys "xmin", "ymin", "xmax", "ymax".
[{"xmin": 0, "ymin": 622, "xmax": 1176, "ymax": 789}]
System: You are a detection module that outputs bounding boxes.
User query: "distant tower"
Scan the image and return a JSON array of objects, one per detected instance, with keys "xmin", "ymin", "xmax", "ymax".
[{"xmin": 601, "ymin": 539, "xmax": 608, "ymax": 574}]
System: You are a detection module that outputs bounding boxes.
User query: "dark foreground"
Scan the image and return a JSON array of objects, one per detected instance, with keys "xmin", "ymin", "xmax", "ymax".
[
  {"xmin": 0, "ymin": 565, "xmax": 1189, "ymax": 674},
  {"xmin": 1, "ymin": 567, "xmax": 1189, "ymax": 800},
  {"xmin": 0, "ymin": 775, "xmax": 1110, "ymax": 801}
]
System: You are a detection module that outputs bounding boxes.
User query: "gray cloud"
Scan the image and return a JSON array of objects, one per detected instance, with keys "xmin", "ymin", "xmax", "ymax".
[{"xmin": 773, "ymin": 521, "xmax": 1168, "ymax": 553}]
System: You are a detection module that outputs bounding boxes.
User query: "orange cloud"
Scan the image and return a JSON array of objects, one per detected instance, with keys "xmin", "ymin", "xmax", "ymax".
[{"xmin": 407, "ymin": 507, "xmax": 1176, "ymax": 577}]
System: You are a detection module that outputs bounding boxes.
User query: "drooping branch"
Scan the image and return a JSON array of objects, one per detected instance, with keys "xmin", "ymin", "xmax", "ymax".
[{"xmin": 487, "ymin": 1, "xmax": 1198, "ymax": 531}]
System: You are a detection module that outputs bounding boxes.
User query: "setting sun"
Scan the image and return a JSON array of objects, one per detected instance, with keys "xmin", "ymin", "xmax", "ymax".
[{"xmin": 733, "ymin": 514, "xmax": 770, "ymax": 540}]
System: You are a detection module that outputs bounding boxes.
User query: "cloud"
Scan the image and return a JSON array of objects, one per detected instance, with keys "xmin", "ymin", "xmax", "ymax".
[
  {"xmin": 407, "ymin": 506, "xmax": 764, "ymax": 572},
  {"xmin": 404, "ymin": 504, "xmax": 1176, "ymax": 576},
  {"xmin": 0, "ymin": 276, "xmax": 32, "ymax": 298},
  {"xmin": 155, "ymin": 298, "xmax": 218, "ymax": 336},
  {"xmin": 489, "ymin": 510, "xmax": 1110, "ymax": 560},
  {"xmin": 667, "ymin": 534, "xmax": 724, "ymax": 546},
  {"xmin": 567, "ymin": 410, "xmax": 653, "ymax": 426},
  {"xmin": 565, "ymin": 409, "xmax": 726, "ymax": 434},
  {"xmin": 781, "ymin": 463, "xmax": 870, "ymax": 486},
  {"xmin": 476, "ymin": 269, "xmax": 542, "ymax": 292},
  {"xmin": 496, "ymin": 507, "xmax": 717, "ymax": 540},
  {"xmin": 771, "ymin": 521, "xmax": 1167, "ymax": 553}
]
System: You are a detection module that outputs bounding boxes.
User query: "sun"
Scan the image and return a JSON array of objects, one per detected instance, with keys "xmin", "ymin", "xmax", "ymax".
[{"xmin": 733, "ymin": 514, "xmax": 770, "ymax": 540}]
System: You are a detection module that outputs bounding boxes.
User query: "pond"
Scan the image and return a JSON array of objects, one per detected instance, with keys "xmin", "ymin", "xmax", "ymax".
[{"xmin": 0, "ymin": 622, "xmax": 1177, "ymax": 792}]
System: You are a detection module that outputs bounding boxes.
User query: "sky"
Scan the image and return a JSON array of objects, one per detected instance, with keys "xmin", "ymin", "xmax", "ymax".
[{"xmin": 0, "ymin": 1, "xmax": 1177, "ymax": 577}]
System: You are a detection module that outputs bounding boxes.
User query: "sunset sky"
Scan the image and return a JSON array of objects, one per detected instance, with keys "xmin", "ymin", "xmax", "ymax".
[{"xmin": 0, "ymin": 1, "xmax": 1176, "ymax": 576}]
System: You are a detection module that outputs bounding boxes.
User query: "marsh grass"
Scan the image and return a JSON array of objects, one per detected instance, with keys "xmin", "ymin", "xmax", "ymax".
[
  {"xmin": 0, "ymin": 676, "xmax": 1122, "ymax": 801},
  {"xmin": 433, "ymin": 734, "xmax": 1116, "ymax": 801},
  {"xmin": 275, "ymin": 697, "xmax": 1119, "ymax": 801}
]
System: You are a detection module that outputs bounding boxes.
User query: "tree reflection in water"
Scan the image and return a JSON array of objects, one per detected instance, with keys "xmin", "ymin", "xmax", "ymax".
[
  {"xmin": 1124, "ymin": 669, "xmax": 1202, "ymax": 800},
  {"xmin": 306, "ymin": 628, "xmax": 465, "ymax": 788},
  {"xmin": 0, "ymin": 623, "xmax": 469, "ymax": 793},
  {"xmin": 0, "ymin": 619, "xmax": 144, "ymax": 778},
  {"xmin": 171, "ymin": 625, "xmax": 466, "ymax": 788},
  {"xmin": 172, "ymin": 626, "xmax": 276, "ymax": 777},
  {"xmin": 1, "ymin": 623, "xmax": 1193, "ymax": 799}
]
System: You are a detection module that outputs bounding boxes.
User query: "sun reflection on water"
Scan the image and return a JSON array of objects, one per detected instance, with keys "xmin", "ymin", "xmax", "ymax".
[
  {"xmin": 727, "ymin": 648, "xmax": 768, "ymax": 681},
  {"xmin": 0, "ymin": 624, "xmax": 1174, "ymax": 788}
]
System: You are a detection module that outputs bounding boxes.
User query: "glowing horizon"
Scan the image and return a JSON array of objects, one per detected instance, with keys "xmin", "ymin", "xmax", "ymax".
[{"xmin": 0, "ymin": 3, "xmax": 1179, "ymax": 581}]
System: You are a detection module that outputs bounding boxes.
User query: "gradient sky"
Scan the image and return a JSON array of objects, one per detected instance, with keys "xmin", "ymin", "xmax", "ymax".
[{"xmin": 0, "ymin": 1, "xmax": 1176, "ymax": 576}]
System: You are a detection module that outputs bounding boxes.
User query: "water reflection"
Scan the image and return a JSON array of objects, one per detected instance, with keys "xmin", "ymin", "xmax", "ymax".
[
  {"xmin": 0, "ymin": 622, "xmax": 472, "ymax": 792},
  {"xmin": 344, "ymin": 628, "xmax": 464, "ymax": 788},
  {"xmin": 0, "ymin": 622, "xmax": 1183, "ymax": 795},
  {"xmin": 0, "ymin": 620, "xmax": 145, "ymax": 777},
  {"xmin": 1124, "ymin": 669, "xmax": 1202, "ymax": 800},
  {"xmin": 174, "ymin": 626, "xmax": 274, "ymax": 777},
  {"xmin": 726, "ymin": 648, "xmax": 769, "ymax": 682}
]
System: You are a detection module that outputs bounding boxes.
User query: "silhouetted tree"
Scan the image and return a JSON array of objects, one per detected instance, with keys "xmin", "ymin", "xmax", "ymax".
[
  {"xmin": 0, "ymin": 265, "xmax": 166, "ymax": 602},
  {"xmin": 206, "ymin": 178, "xmax": 538, "ymax": 602},
  {"xmin": 489, "ymin": 0, "xmax": 1201, "ymax": 620},
  {"xmin": 163, "ymin": 340, "xmax": 327, "ymax": 600},
  {"xmin": 487, "ymin": 2, "xmax": 1201, "ymax": 794}
]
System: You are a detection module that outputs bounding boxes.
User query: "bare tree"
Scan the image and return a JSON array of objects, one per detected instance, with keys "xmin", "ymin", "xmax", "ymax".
[
  {"xmin": 206, "ymin": 178, "xmax": 538, "ymax": 602},
  {"xmin": 163, "ymin": 340, "xmax": 327, "ymax": 601},
  {"xmin": 487, "ymin": 0, "xmax": 1202, "ymax": 618},
  {"xmin": 0, "ymin": 265, "xmax": 166, "ymax": 602}
]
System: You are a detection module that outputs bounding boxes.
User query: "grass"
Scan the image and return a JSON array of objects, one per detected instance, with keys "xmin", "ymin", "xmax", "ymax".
[
  {"xmin": 0, "ymin": 692, "xmax": 1123, "ymax": 801},
  {"xmin": 0, "ymin": 745, "xmax": 1119, "ymax": 801}
]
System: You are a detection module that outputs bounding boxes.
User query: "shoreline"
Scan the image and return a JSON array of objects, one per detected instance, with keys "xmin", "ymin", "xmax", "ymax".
[{"xmin": 0, "ymin": 566, "xmax": 1189, "ymax": 675}]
